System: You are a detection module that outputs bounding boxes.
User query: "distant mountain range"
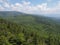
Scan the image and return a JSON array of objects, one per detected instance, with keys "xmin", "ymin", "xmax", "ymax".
[
  {"xmin": 0, "ymin": 11, "xmax": 60, "ymax": 23},
  {"xmin": 0, "ymin": 11, "xmax": 25, "ymax": 17},
  {"xmin": 0, "ymin": 11, "xmax": 60, "ymax": 18}
]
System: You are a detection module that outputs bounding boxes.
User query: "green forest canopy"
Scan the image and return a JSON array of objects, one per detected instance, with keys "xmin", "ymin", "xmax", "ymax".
[{"xmin": 0, "ymin": 14, "xmax": 60, "ymax": 45}]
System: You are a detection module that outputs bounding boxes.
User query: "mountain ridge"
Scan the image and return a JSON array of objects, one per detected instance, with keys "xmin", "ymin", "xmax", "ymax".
[{"xmin": 0, "ymin": 11, "xmax": 60, "ymax": 45}]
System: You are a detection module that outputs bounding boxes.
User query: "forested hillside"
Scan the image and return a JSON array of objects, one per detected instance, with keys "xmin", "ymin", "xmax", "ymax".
[{"xmin": 0, "ymin": 11, "xmax": 60, "ymax": 45}]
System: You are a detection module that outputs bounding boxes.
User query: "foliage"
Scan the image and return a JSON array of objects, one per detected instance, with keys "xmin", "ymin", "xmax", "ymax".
[{"xmin": 0, "ymin": 14, "xmax": 60, "ymax": 45}]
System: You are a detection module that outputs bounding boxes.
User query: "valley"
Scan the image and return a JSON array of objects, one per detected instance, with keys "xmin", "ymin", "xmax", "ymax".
[{"xmin": 0, "ymin": 11, "xmax": 60, "ymax": 45}]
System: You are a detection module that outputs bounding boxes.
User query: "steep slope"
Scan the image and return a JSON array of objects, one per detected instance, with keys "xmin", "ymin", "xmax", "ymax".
[
  {"xmin": 0, "ymin": 17, "xmax": 60, "ymax": 45},
  {"xmin": 2, "ymin": 14, "xmax": 57, "ymax": 24},
  {"xmin": 0, "ymin": 11, "xmax": 60, "ymax": 24},
  {"xmin": 0, "ymin": 11, "xmax": 60, "ymax": 45}
]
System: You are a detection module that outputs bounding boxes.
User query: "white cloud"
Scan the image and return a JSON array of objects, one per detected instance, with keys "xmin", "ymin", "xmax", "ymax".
[
  {"xmin": 0, "ymin": 0, "xmax": 60, "ymax": 14},
  {"xmin": 22, "ymin": 1, "xmax": 31, "ymax": 5},
  {"xmin": 0, "ymin": 0, "xmax": 10, "ymax": 8},
  {"xmin": 4, "ymin": 2, "xmax": 10, "ymax": 8},
  {"xmin": 0, "ymin": 5, "xmax": 5, "ymax": 11},
  {"xmin": 47, "ymin": 0, "xmax": 52, "ymax": 2},
  {"xmin": 0, "ymin": 0, "xmax": 6, "ymax": 3},
  {"xmin": 10, "ymin": 1, "xmax": 60, "ymax": 14},
  {"xmin": 0, "ymin": 0, "xmax": 8, "ymax": 4}
]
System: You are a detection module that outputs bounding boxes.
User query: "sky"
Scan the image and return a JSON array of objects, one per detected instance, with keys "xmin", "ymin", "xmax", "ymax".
[{"xmin": 0, "ymin": 0, "xmax": 60, "ymax": 15}]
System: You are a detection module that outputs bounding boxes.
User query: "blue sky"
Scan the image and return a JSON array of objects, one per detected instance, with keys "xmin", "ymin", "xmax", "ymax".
[
  {"xmin": 8, "ymin": 0, "xmax": 60, "ymax": 6},
  {"xmin": 0, "ymin": 0, "xmax": 60, "ymax": 14}
]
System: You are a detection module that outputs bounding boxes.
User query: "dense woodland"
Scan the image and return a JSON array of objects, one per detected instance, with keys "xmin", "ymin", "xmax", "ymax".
[{"xmin": 0, "ymin": 11, "xmax": 60, "ymax": 45}]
